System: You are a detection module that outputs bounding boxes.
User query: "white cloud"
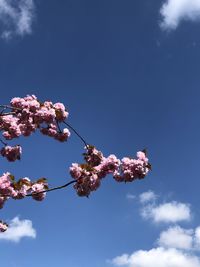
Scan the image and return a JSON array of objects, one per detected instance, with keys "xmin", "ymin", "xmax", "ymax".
[
  {"xmin": 110, "ymin": 193, "xmax": 200, "ymax": 267},
  {"xmin": 111, "ymin": 247, "xmax": 200, "ymax": 267},
  {"xmin": 194, "ymin": 227, "xmax": 200, "ymax": 249},
  {"xmin": 160, "ymin": 0, "xmax": 200, "ymax": 31},
  {"xmin": 111, "ymin": 254, "xmax": 129, "ymax": 266},
  {"xmin": 141, "ymin": 201, "xmax": 191, "ymax": 223},
  {"xmin": 0, "ymin": 0, "xmax": 35, "ymax": 39},
  {"xmin": 139, "ymin": 191, "xmax": 157, "ymax": 204},
  {"xmin": 0, "ymin": 217, "xmax": 36, "ymax": 242},
  {"xmin": 158, "ymin": 226, "xmax": 193, "ymax": 250}
]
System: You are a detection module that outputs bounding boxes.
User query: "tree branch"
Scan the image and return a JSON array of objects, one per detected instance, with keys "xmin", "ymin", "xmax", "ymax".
[
  {"xmin": 0, "ymin": 138, "xmax": 7, "ymax": 146},
  {"xmin": 63, "ymin": 121, "xmax": 89, "ymax": 148},
  {"xmin": 0, "ymin": 112, "xmax": 16, "ymax": 116},
  {"xmin": 0, "ymin": 105, "xmax": 22, "ymax": 111},
  {"xmin": 0, "ymin": 105, "xmax": 89, "ymax": 149},
  {"xmin": 0, "ymin": 179, "xmax": 77, "ymax": 198},
  {"xmin": 26, "ymin": 180, "xmax": 77, "ymax": 197}
]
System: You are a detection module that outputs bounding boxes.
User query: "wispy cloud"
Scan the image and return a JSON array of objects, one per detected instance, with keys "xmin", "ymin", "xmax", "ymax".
[
  {"xmin": 141, "ymin": 201, "xmax": 191, "ymax": 223},
  {"xmin": 126, "ymin": 193, "xmax": 136, "ymax": 200},
  {"xmin": 160, "ymin": 0, "xmax": 200, "ymax": 31},
  {"xmin": 0, "ymin": 0, "xmax": 35, "ymax": 39},
  {"xmin": 139, "ymin": 191, "xmax": 157, "ymax": 204},
  {"xmin": 0, "ymin": 217, "xmax": 36, "ymax": 242},
  {"xmin": 194, "ymin": 227, "xmax": 200, "ymax": 248}
]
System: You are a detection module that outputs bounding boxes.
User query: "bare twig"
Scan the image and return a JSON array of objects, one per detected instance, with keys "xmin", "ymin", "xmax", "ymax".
[
  {"xmin": 0, "ymin": 139, "xmax": 7, "ymax": 146},
  {"xmin": 56, "ymin": 119, "xmax": 62, "ymax": 133},
  {"xmin": 0, "ymin": 179, "xmax": 77, "ymax": 198},
  {"xmin": 63, "ymin": 121, "xmax": 89, "ymax": 148},
  {"xmin": 26, "ymin": 180, "xmax": 77, "ymax": 197},
  {"xmin": 0, "ymin": 105, "xmax": 21, "ymax": 111}
]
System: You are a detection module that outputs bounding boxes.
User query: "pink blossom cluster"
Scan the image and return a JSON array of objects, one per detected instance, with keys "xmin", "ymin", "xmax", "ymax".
[
  {"xmin": 0, "ymin": 221, "xmax": 8, "ymax": 232},
  {"xmin": 113, "ymin": 151, "xmax": 151, "ymax": 182},
  {"xmin": 0, "ymin": 173, "xmax": 48, "ymax": 210},
  {"xmin": 70, "ymin": 146, "xmax": 151, "ymax": 197},
  {"xmin": 0, "ymin": 94, "xmax": 70, "ymax": 141},
  {"xmin": 0, "ymin": 145, "xmax": 22, "ymax": 162},
  {"xmin": 0, "ymin": 95, "xmax": 70, "ymax": 161},
  {"xmin": 40, "ymin": 124, "xmax": 70, "ymax": 142},
  {"xmin": 0, "ymin": 95, "xmax": 152, "ymax": 233}
]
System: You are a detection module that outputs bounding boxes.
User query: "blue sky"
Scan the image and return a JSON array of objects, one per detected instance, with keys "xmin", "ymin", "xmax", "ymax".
[{"xmin": 1, "ymin": 0, "xmax": 200, "ymax": 266}]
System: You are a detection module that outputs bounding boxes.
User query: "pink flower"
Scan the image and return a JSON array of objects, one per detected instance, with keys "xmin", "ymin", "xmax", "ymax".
[
  {"xmin": 113, "ymin": 151, "xmax": 150, "ymax": 182},
  {"xmin": 10, "ymin": 97, "xmax": 26, "ymax": 109},
  {"xmin": 70, "ymin": 146, "xmax": 120, "ymax": 196},
  {"xmin": 96, "ymin": 155, "xmax": 121, "ymax": 178},
  {"xmin": 70, "ymin": 147, "xmax": 151, "ymax": 196},
  {"xmin": 84, "ymin": 145, "xmax": 103, "ymax": 166},
  {"xmin": 43, "ymin": 101, "xmax": 53, "ymax": 108},
  {"xmin": 2, "ymin": 131, "xmax": 12, "ymax": 140},
  {"xmin": 1, "ymin": 145, "xmax": 22, "ymax": 162},
  {"xmin": 55, "ymin": 128, "xmax": 70, "ymax": 142},
  {"xmin": 137, "ymin": 151, "xmax": 148, "ymax": 162},
  {"xmin": 73, "ymin": 174, "xmax": 100, "ymax": 197},
  {"xmin": 13, "ymin": 178, "xmax": 32, "ymax": 199},
  {"xmin": 70, "ymin": 163, "xmax": 83, "ymax": 179},
  {"xmin": 1, "ymin": 95, "xmax": 70, "ymax": 145},
  {"xmin": 0, "ymin": 172, "xmax": 16, "ymax": 197},
  {"xmin": 32, "ymin": 183, "xmax": 46, "ymax": 201},
  {"xmin": 0, "ymin": 197, "xmax": 7, "ymax": 209},
  {"xmin": 53, "ymin": 102, "xmax": 69, "ymax": 121},
  {"xmin": 0, "ymin": 221, "xmax": 8, "ymax": 232}
]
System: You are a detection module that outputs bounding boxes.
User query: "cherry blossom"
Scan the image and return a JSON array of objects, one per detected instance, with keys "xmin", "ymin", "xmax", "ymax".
[
  {"xmin": 0, "ymin": 95, "xmax": 151, "ymax": 231},
  {"xmin": 1, "ymin": 145, "xmax": 22, "ymax": 162},
  {"xmin": 0, "ymin": 221, "xmax": 8, "ymax": 232},
  {"xmin": 70, "ymin": 146, "xmax": 151, "ymax": 197}
]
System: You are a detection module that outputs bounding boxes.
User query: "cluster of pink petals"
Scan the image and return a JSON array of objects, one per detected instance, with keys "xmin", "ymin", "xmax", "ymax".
[
  {"xmin": 0, "ymin": 173, "xmax": 48, "ymax": 209},
  {"xmin": 0, "ymin": 145, "xmax": 22, "ymax": 162},
  {"xmin": 0, "ymin": 95, "xmax": 152, "ymax": 232},
  {"xmin": 40, "ymin": 124, "xmax": 70, "ymax": 142},
  {"xmin": 10, "ymin": 95, "xmax": 68, "ymax": 122},
  {"xmin": 0, "ymin": 95, "xmax": 69, "ymax": 140},
  {"xmin": 113, "ymin": 151, "xmax": 150, "ymax": 182},
  {"xmin": 0, "ymin": 95, "xmax": 70, "ymax": 161},
  {"xmin": 31, "ymin": 183, "xmax": 46, "ymax": 201},
  {"xmin": 0, "ymin": 221, "xmax": 8, "ymax": 232},
  {"xmin": 70, "ymin": 146, "xmax": 151, "ymax": 197}
]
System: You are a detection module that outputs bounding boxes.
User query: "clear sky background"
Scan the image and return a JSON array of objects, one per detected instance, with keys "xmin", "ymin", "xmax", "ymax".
[{"xmin": 1, "ymin": 0, "xmax": 200, "ymax": 267}]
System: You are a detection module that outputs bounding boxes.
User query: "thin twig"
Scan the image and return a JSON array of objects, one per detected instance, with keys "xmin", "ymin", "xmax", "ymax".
[
  {"xmin": 0, "ymin": 105, "xmax": 22, "ymax": 111},
  {"xmin": 0, "ymin": 105, "xmax": 89, "ymax": 148},
  {"xmin": 56, "ymin": 119, "xmax": 62, "ymax": 133},
  {"xmin": 0, "ymin": 180, "xmax": 77, "ymax": 198},
  {"xmin": 26, "ymin": 180, "xmax": 77, "ymax": 197},
  {"xmin": 63, "ymin": 121, "xmax": 89, "ymax": 148},
  {"xmin": 0, "ymin": 139, "xmax": 7, "ymax": 146},
  {"xmin": 0, "ymin": 107, "xmax": 7, "ymax": 114}
]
